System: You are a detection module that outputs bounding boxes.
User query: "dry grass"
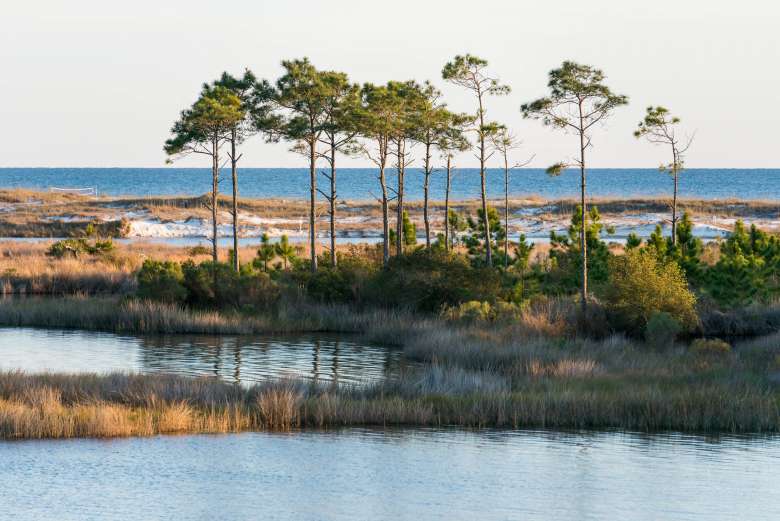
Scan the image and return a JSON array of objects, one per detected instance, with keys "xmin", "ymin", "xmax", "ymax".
[
  {"xmin": 0, "ymin": 240, "xmax": 269, "ymax": 296},
  {"xmin": 1, "ymin": 301, "xmax": 779, "ymax": 439},
  {"xmin": 1, "ymin": 347, "xmax": 778, "ymax": 439},
  {"xmin": 0, "ymin": 188, "xmax": 778, "ymax": 240},
  {"xmin": 0, "ymin": 294, "xmax": 438, "ymax": 336}
]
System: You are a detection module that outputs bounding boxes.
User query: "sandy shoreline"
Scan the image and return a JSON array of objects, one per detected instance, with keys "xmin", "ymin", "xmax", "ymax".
[{"xmin": 0, "ymin": 189, "xmax": 777, "ymax": 241}]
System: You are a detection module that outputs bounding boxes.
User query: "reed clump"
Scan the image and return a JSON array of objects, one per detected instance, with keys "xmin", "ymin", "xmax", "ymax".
[{"xmin": 1, "ymin": 329, "xmax": 779, "ymax": 440}]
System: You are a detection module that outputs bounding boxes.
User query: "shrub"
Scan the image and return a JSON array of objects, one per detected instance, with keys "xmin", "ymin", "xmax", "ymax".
[
  {"xmin": 690, "ymin": 338, "xmax": 732, "ymax": 357},
  {"xmin": 605, "ymin": 249, "xmax": 698, "ymax": 336},
  {"xmin": 441, "ymin": 300, "xmax": 525, "ymax": 325},
  {"xmin": 181, "ymin": 261, "xmax": 279, "ymax": 311},
  {"xmin": 699, "ymin": 304, "xmax": 780, "ymax": 338},
  {"xmin": 492, "ymin": 301, "xmax": 524, "ymax": 324},
  {"xmin": 187, "ymin": 245, "xmax": 211, "ymax": 257},
  {"xmin": 545, "ymin": 206, "xmax": 613, "ymax": 294},
  {"xmin": 368, "ymin": 249, "xmax": 501, "ymax": 312},
  {"xmin": 644, "ymin": 311, "xmax": 682, "ymax": 349},
  {"xmin": 442, "ymin": 301, "xmax": 493, "ymax": 323},
  {"xmin": 301, "ymin": 254, "xmax": 378, "ymax": 304},
  {"xmin": 136, "ymin": 260, "xmax": 186, "ymax": 304},
  {"xmin": 568, "ymin": 298, "xmax": 611, "ymax": 338},
  {"xmin": 47, "ymin": 238, "xmax": 114, "ymax": 258}
]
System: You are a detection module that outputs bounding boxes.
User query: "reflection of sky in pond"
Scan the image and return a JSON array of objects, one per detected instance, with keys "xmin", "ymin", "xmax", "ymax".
[
  {"xmin": 1, "ymin": 428, "xmax": 779, "ymax": 520},
  {"xmin": 0, "ymin": 328, "xmax": 406, "ymax": 385}
]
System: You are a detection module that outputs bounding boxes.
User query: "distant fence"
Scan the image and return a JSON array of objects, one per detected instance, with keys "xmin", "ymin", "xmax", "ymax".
[{"xmin": 49, "ymin": 187, "xmax": 98, "ymax": 197}]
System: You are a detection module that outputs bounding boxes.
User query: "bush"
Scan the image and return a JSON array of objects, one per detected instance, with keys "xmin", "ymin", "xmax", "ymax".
[
  {"xmin": 136, "ymin": 260, "xmax": 279, "ymax": 312},
  {"xmin": 604, "ymin": 249, "xmax": 698, "ymax": 336},
  {"xmin": 181, "ymin": 261, "xmax": 279, "ymax": 311},
  {"xmin": 47, "ymin": 238, "xmax": 114, "ymax": 258},
  {"xmin": 644, "ymin": 311, "xmax": 682, "ymax": 348},
  {"xmin": 690, "ymin": 338, "xmax": 732, "ymax": 357},
  {"xmin": 136, "ymin": 260, "xmax": 186, "ymax": 304},
  {"xmin": 187, "ymin": 245, "xmax": 211, "ymax": 257},
  {"xmin": 300, "ymin": 254, "xmax": 378, "ymax": 305},
  {"xmin": 442, "ymin": 301, "xmax": 493, "ymax": 323},
  {"xmin": 568, "ymin": 298, "xmax": 611, "ymax": 338},
  {"xmin": 369, "ymin": 249, "xmax": 501, "ymax": 312},
  {"xmin": 699, "ymin": 304, "xmax": 780, "ymax": 337}
]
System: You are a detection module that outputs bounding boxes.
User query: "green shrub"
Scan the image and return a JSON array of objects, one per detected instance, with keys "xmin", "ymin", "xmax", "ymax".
[
  {"xmin": 47, "ymin": 238, "xmax": 114, "ymax": 258},
  {"xmin": 442, "ymin": 301, "xmax": 493, "ymax": 323},
  {"xmin": 546, "ymin": 206, "xmax": 613, "ymax": 294},
  {"xmin": 388, "ymin": 210, "xmax": 417, "ymax": 250},
  {"xmin": 701, "ymin": 221, "xmax": 780, "ymax": 307},
  {"xmin": 301, "ymin": 254, "xmax": 378, "ymax": 304},
  {"xmin": 136, "ymin": 260, "xmax": 186, "ymax": 304},
  {"xmin": 644, "ymin": 311, "xmax": 682, "ymax": 348},
  {"xmin": 442, "ymin": 300, "xmax": 524, "ymax": 325},
  {"xmin": 605, "ymin": 249, "xmax": 698, "ymax": 336},
  {"xmin": 187, "ymin": 245, "xmax": 211, "ymax": 257},
  {"xmin": 181, "ymin": 261, "xmax": 279, "ymax": 311},
  {"xmin": 492, "ymin": 301, "xmax": 524, "ymax": 324},
  {"xmin": 690, "ymin": 338, "xmax": 732, "ymax": 357},
  {"xmin": 369, "ymin": 249, "xmax": 501, "ymax": 312}
]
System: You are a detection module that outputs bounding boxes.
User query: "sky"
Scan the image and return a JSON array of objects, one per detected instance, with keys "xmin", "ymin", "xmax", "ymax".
[{"xmin": 1, "ymin": 0, "xmax": 778, "ymax": 168}]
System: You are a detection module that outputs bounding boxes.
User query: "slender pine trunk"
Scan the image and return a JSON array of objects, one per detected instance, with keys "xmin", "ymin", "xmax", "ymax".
[
  {"xmin": 445, "ymin": 156, "xmax": 452, "ymax": 252},
  {"xmin": 330, "ymin": 141, "xmax": 337, "ymax": 267},
  {"xmin": 579, "ymin": 126, "xmax": 588, "ymax": 315},
  {"xmin": 478, "ymin": 96, "xmax": 492, "ymax": 267},
  {"xmin": 504, "ymin": 155, "xmax": 509, "ymax": 268},
  {"xmin": 671, "ymin": 146, "xmax": 679, "ymax": 246},
  {"xmin": 379, "ymin": 159, "xmax": 389, "ymax": 265},
  {"xmin": 309, "ymin": 135, "xmax": 317, "ymax": 272},
  {"xmin": 423, "ymin": 142, "xmax": 431, "ymax": 248},
  {"xmin": 211, "ymin": 134, "xmax": 219, "ymax": 264},
  {"xmin": 230, "ymin": 129, "xmax": 239, "ymax": 272},
  {"xmin": 395, "ymin": 139, "xmax": 405, "ymax": 257}
]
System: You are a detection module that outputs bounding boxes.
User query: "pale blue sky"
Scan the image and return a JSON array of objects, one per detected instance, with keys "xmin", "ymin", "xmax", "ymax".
[{"xmin": 1, "ymin": 0, "xmax": 778, "ymax": 168}]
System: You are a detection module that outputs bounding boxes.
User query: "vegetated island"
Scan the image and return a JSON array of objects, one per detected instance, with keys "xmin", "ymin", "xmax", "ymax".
[{"xmin": 1, "ymin": 206, "xmax": 779, "ymax": 439}]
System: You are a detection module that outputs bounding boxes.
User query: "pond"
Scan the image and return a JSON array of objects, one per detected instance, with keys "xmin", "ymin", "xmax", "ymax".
[
  {"xmin": 1, "ymin": 428, "xmax": 779, "ymax": 520},
  {"xmin": 0, "ymin": 327, "xmax": 405, "ymax": 385}
]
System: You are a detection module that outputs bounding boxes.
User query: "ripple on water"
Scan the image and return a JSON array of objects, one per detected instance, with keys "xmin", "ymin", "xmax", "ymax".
[
  {"xmin": 0, "ymin": 327, "xmax": 408, "ymax": 385},
  {"xmin": 0, "ymin": 429, "xmax": 779, "ymax": 521}
]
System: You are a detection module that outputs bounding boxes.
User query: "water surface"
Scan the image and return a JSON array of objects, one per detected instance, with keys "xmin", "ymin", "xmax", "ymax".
[
  {"xmin": 0, "ymin": 328, "xmax": 402, "ymax": 385},
  {"xmin": 1, "ymin": 428, "xmax": 778, "ymax": 520},
  {"xmin": 3, "ymin": 167, "xmax": 779, "ymax": 200}
]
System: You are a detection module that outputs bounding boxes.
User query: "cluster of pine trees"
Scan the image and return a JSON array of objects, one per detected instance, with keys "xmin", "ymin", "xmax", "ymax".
[{"xmin": 165, "ymin": 54, "xmax": 695, "ymax": 311}]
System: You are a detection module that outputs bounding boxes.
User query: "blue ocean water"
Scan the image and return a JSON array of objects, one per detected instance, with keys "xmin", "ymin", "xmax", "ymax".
[{"xmin": 0, "ymin": 168, "xmax": 778, "ymax": 201}]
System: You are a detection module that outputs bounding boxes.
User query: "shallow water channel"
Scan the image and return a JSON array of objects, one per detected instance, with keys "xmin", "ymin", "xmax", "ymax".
[
  {"xmin": 0, "ymin": 327, "xmax": 405, "ymax": 385},
  {"xmin": 1, "ymin": 326, "xmax": 779, "ymax": 520},
  {"xmin": 2, "ymin": 429, "xmax": 779, "ymax": 520}
]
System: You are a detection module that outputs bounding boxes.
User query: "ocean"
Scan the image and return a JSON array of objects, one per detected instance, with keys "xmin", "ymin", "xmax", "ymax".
[{"xmin": 1, "ymin": 168, "xmax": 779, "ymax": 201}]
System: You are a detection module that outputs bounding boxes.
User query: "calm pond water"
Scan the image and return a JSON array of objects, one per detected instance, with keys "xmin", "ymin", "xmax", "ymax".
[
  {"xmin": 1, "ymin": 428, "xmax": 779, "ymax": 521},
  {"xmin": 0, "ymin": 327, "xmax": 404, "ymax": 385}
]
